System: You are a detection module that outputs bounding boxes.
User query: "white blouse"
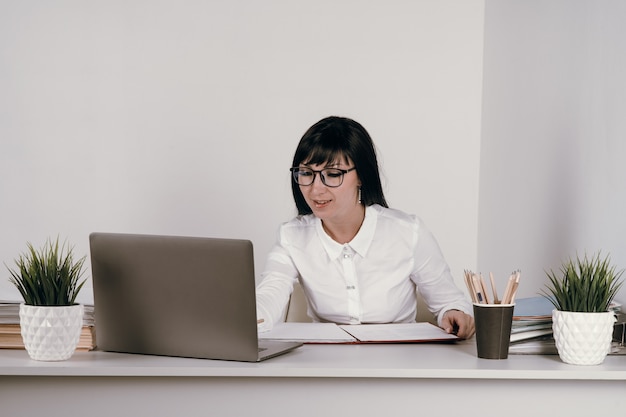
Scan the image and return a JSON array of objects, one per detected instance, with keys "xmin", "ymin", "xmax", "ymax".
[{"xmin": 256, "ymin": 204, "xmax": 471, "ymax": 330}]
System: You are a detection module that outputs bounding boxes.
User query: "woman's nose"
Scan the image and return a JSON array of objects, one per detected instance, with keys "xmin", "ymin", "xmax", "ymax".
[{"xmin": 310, "ymin": 172, "xmax": 326, "ymax": 190}]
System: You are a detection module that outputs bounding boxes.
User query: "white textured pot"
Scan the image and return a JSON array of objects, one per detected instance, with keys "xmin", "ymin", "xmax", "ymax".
[
  {"xmin": 552, "ymin": 309, "xmax": 616, "ymax": 365},
  {"xmin": 19, "ymin": 304, "xmax": 84, "ymax": 361}
]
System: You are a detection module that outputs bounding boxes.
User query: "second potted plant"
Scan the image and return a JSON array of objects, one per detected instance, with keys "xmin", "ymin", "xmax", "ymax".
[
  {"xmin": 541, "ymin": 252, "xmax": 623, "ymax": 365},
  {"xmin": 6, "ymin": 237, "xmax": 87, "ymax": 361}
]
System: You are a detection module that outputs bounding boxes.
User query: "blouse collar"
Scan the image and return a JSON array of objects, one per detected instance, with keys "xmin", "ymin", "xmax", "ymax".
[{"xmin": 316, "ymin": 204, "xmax": 378, "ymax": 260}]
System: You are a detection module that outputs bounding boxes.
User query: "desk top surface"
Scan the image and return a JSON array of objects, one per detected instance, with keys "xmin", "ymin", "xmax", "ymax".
[{"xmin": 1, "ymin": 340, "xmax": 626, "ymax": 380}]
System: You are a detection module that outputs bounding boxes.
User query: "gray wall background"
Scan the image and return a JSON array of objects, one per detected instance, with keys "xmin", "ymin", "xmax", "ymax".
[
  {"xmin": 3, "ymin": 0, "xmax": 625, "ymax": 307},
  {"xmin": 479, "ymin": 0, "xmax": 626, "ymax": 303},
  {"xmin": 0, "ymin": 1, "xmax": 484, "ymax": 304}
]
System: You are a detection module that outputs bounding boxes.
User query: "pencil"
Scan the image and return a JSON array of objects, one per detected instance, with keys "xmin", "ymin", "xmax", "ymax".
[
  {"xmin": 502, "ymin": 270, "xmax": 521, "ymax": 304},
  {"xmin": 489, "ymin": 272, "xmax": 499, "ymax": 304},
  {"xmin": 501, "ymin": 273, "xmax": 515, "ymax": 304},
  {"xmin": 479, "ymin": 273, "xmax": 491, "ymax": 304},
  {"xmin": 464, "ymin": 270, "xmax": 478, "ymax": 303},
  {"xmin": 509, "ymin": 270, "xmax": 521, "ymax": 303},
  {"xmin": 472, "ymin": 274, "xmax": 486, "ymax": 304}
]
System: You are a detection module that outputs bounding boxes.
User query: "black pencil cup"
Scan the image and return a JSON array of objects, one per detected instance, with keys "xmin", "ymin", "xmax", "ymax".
[{"xmin": 473, "ymin": 303, "xmax": 515, "ymax": 359}]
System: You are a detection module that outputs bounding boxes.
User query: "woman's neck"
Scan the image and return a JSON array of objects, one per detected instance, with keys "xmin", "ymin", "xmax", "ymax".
[{"xmin": 321, "ymin": 205, "xmax": 366, "ymax": 244}]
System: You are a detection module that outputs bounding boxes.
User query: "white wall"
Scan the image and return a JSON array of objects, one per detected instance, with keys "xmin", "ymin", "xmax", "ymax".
[
  {"xmin": 0, "ymin": 1, "xmax": 485, "ymax": 304},
  {"xmin": 479, "ymin": 0, "xmax": 626, "ymax": 303}
]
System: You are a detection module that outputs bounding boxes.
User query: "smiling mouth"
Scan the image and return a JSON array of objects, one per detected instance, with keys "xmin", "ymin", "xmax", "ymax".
[{"xmin": 312, "ymin": 200, "xmax": 331, "ymax": 208}]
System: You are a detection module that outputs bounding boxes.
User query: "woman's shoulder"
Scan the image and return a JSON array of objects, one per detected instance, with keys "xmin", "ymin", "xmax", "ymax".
[
  {"xmin": 277, "ymin": 213, "xmax": 318, "ymax": 237},
  {"xmin": 369, "ymin": 204, "xmax": 421, "ymax": 227},
  {"xmin": 369, "ymin": 205, "xmax": 434, "ymax": 247},
  {"xmin": 281, "ymin": 213, "xmax": 317, "ymax": 228},
  {"xmin": 274, "ymin": 214, "xmax": 319, "ymax": 247}
]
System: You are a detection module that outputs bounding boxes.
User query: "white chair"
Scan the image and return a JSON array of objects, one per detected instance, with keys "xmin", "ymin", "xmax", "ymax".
[{"xmin": 284, "ymin": 282, "xmax": 437, "ymax": 325}]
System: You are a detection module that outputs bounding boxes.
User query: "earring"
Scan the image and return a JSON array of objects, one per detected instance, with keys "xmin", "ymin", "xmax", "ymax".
[{"xmin": 358, "ymin": 187, "xmax": 362, "ymax": 204}]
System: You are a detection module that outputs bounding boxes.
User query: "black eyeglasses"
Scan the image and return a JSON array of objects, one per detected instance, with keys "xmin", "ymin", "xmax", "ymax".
[{"xmin": 290, "ymin": 166, "xmax": 356, "ymax": 187}]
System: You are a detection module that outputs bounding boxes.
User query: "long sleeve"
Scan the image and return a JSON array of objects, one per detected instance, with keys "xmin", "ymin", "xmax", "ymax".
[
  {"xmin": 410, "ymin": 216, "xmax": 472, "ymax": 326},
  {"xmin": 255, "ymin": 229, "xmax": 299, "ymax": 331}
]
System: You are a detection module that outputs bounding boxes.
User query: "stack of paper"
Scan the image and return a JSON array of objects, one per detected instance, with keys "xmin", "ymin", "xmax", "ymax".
[{"xmin": 0, "ymin": 301, "xmax": 96, "ymax": 351}]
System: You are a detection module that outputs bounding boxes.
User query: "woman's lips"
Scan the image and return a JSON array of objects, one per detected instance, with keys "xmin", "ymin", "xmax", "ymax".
[{"xmin": 312, "ymin": 199, "xmax": 331, "ymax": 208}]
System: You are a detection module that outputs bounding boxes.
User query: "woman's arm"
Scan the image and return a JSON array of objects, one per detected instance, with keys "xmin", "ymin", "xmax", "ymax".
[
  {"xmin": 256, "ymin": 238, "xmax": 299, "ymax": 331},
  {"xmin": 410, "ymin": 217, "xmax": 473, "ymax": 329}
]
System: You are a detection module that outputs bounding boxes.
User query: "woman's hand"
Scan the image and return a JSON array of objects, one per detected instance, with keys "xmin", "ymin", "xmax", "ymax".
[{"xmin": 441, "ymin": 309, "xmax": 475, "ymax": 339}]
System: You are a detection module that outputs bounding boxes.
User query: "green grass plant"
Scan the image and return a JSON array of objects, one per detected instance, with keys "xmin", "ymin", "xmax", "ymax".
[
  {"xmin": 6, "ymin": 238, "xmax": 86, "ymax": 306},
  {"xmin": 541, "ymin": 252, "xmax": 623, "ymax": 312}
]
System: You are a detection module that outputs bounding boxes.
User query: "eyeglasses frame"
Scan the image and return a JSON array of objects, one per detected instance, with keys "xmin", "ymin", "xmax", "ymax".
[{"xmin": 290, "ymin": 166, "xmax": 356, "ymax": 188}]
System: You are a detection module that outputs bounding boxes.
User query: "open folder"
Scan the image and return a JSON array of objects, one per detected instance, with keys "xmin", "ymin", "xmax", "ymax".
[{"xmin": 258, "ymin": 322, "xmax": 459, "ymax": 344}]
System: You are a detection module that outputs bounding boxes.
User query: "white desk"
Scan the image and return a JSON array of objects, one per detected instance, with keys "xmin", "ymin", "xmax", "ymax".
[{"xmin": 1, "ymin": 340, "xmax": 625, "ymax": 417}]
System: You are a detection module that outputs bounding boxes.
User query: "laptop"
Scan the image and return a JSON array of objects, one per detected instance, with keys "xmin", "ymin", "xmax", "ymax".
[{"xmin": 89, "ymin": 232, "xmax": 302, "ymax": 362}]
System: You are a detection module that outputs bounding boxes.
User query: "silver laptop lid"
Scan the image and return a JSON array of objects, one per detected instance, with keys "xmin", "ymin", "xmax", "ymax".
[{"xmin": 90, "ymin": 232, "xmax": 263, "ymax": 362}]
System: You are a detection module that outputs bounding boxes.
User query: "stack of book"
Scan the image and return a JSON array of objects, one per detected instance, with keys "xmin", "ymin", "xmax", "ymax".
[
  {"xmin": 508, "ymin": 296, "xmax": 556, "ymax": 354},
  {"xmin": 510, "ymin": 297, "xmax": 554, "ymax": 341},
  {"xmin": 0, "ymin": 301, "xmax": 96, "ymax": 351}
]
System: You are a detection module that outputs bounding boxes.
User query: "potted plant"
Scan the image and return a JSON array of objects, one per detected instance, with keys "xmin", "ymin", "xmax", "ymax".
[
  {"xmin": 6, "ymin": 237, "xmax": 87, "ymax": 361},
  {"xmin": 541, "ymin": 252, "xmax": 623, "ymax": 365}
]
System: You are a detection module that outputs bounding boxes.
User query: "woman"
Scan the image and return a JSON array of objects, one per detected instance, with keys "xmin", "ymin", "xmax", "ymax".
[{"xmin": 256, "ymin": 116, "xmax": 475, "ymax": 338}]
